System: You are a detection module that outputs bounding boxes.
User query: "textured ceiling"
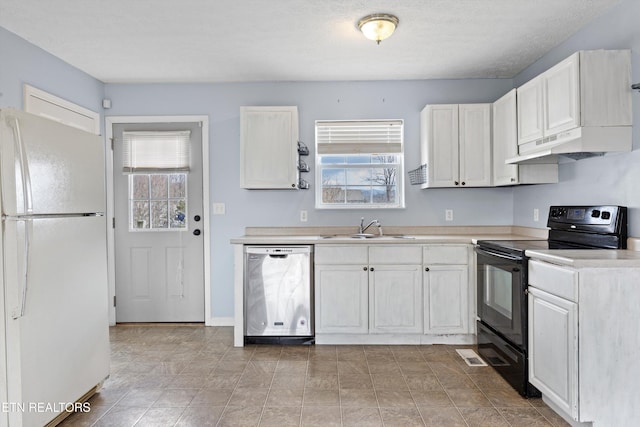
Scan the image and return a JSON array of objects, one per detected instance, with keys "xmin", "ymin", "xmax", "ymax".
[{"xmin": 0, "ymin": 0, "xmax": 621, "ymax": 83}]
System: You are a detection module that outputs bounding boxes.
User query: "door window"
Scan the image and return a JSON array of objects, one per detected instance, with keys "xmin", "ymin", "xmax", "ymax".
[{"xmin": 129, "ymin": 173, "xmax": 187, "ymax": 231}]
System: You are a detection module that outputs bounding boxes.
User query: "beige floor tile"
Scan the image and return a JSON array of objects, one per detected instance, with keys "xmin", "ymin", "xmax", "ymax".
[
  {"xmin": 135, "ymin": 407, "xmax": 184, "ymax": 426},
  {"xmin": 228, "ymin": 388, "xmax": 269, "ymax": 407},
  {"xmin": 189, "ymin": 388, "xmax": 233, "ymax": 406},
  {"xmin": 411, "ymin": 390, "xmax": 455, "ymax": 407},
  {"xmin": 114, "ymin": 389, "xmax": 162, "ymax": 408},
  {"xmin": 436, "ymin": 372, "xmax": 479, "ymax": 390},
  {"xmin": 379, "ymin": 407, "xmax": 426, "ymax": 426},
  {"xmin": 303, "ymin": 388, "xmax": 340, "ymax": 406},
  {"xmin": 276, "ymin": 360, "xmax": 308, "ymax": 374},
  {"xmin": 371, "ymin": 373, "xmax": 408, "ymax": 390},
  {"xmin": 342, "ymin": 406, "xmax": 383, "ymax": 426},
  {"xmin": 152, "ymin": 389, "xmax": 199, "ymax": 408},
  {"xmin": 498, "ymin": 407, "xmax": 553, "ymax": 426},
  {"xmin": 271, "ymin": 372, "xmax": 306, "ymax": 389},
  {"xmin": 307, "ymin": 360, "xmax": 338, "ymax": 375},
  {"xmin": 305, "ymin": 373, "xmax": 339, "ymax": 389},
  {"xmin": 93, "ymin": 405, "xmax": 147, "ymax": 426},
  {"xmin": 218, "ymin": 405, "xmax": 262, "ymax": 427},
  {"xmin": 483, "ymin": 388, "xmax": 532, "ymax": 407},
  {"xmin": 398, "ymin": 361, "xmax": 432, "ymax": 375},
  {"xmin": 367, "ymin": 361, "xmax": 402, "ymax": 375},
  {"xmin": 459, "ymin": 407, "xmax": 510, "ymax": 426},
  {"xmin": 404, "ymin": 373, "xmax": 442, "ymax": 391},
  {"xmin": 535, "ymin": 406, "xmax": 571, "ymax": 426},
  {"xmin": 375, "ymin": 389, "xmax": 416, "ymax": 408},
  {"xmin": 418, "ymin": 406, "xmax": 467, "ymax": 427},
  {"xmin": 301, "ymin": 406, "xmax": 342, "ymax": 426},
  {"xmin": 447, "ymin": 388, "xmax": 493, "ymax": 408},
  {"xmin": 340, "ymin": 389, "xmax": 379, "ymax": 407},
  {"xmin": 265, "ymin": 388, "xmax": 304, "ymax": 407},
  {"xmin": 203, "ymin": 373, "xmax": 241, "ymax": 389},
  {"xmin": 175, "ymin": 406, "xmax": 225, "ymax": 427},
  {"xmin": 339, "ymin": 373, "xmax": 374, "ymax": 389},
  {"xmin": 259, "ymin": 406, "xmax": 302, "ymax": 426},
  {"xmin": 338, "ymin": 360, "xmax": 370, "ymax": 375}
]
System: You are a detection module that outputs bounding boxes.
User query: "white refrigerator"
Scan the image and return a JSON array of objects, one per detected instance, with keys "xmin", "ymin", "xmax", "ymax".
[{"xmin": 0, "ymin": 108, "xmax": 110, "ymax": 427}]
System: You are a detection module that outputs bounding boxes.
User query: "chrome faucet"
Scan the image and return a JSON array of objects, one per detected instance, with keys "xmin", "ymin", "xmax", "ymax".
[{"xmin": 359, "ymin": 217, "xmax": 383, "ymax": 236}]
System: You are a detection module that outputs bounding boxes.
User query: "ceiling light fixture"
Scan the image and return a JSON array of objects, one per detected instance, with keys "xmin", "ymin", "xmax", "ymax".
[{"xmin": 358, "ymin": 13, "xmax": 399, "ymax": 45}]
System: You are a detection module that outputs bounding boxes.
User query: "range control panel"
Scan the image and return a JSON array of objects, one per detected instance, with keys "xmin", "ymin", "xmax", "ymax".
[
  {"xmin": 547, "ymin": 205, "xmax": 627, "ymax": 235},
  {"xmin": 550, "ymin": 206, "xmax": 615, "ymax": 224}
]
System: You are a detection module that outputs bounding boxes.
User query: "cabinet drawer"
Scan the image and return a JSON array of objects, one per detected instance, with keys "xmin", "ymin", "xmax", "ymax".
[
  {"xmin": 423, "ymin": 245, "xmax": 469, "ymax": 264},
  {"xmin": 369, "ymin": 245, "xmax": 422, "ymax": 265},
  {"xmin": 315, "ymin": 245, "xmax": 368, "ymax": 265},
  {"xmin": 528, "ymin": 260, "xmax": 577, "ymax": 302}
]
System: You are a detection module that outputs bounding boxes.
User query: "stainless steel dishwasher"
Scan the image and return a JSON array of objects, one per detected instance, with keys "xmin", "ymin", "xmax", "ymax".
[{"xmin": 244, "ymin": 246, "xmax": 314, "ymax": 344}]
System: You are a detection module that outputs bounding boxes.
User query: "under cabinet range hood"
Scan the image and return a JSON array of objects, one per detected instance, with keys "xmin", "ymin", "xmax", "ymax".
[
  {"xmin": 506, "ymin": 125, "xmax": 632, "ymax": 164},
  {"xmin": 506, "ymin": 49, "xmax": 632, "ymax": 165}
]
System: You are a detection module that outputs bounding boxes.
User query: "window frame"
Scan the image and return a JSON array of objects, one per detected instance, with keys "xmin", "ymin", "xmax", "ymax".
[{"xmin": 315, "ymin": 120, "xmax": 405, "ymax": 210}]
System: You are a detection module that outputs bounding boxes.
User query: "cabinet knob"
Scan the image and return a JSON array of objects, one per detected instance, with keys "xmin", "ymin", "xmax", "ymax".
[
  {"xmin": 425, "ymin": 267, "xmax": 430, "ymax": 272},
  {"xmin": 510, "ymin": 178, "xmax": 516, "ymax": 182},
  {"xmin": 363, "ymin": 267, "xmax": 368, "ymax": 271},
  {"xmin": 455, "ymin": 181, "xmax": 459, "ymax": 186},
  {"xmin": 461, "ymin": 182, "xmax": 466, "ymax": 186},
  {"xmin": 370, "ymin": 267, "xmax": 375, "ymax": 272}
]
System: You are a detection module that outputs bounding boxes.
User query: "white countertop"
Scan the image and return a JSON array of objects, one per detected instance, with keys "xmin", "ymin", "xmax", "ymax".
[
  {"xmin": 230, "ymin": 225, "xmax": 549, "ymax": 245},
  {"xmin": 526, "ymin": 249, "xmax": 640, "ymax": 268}
]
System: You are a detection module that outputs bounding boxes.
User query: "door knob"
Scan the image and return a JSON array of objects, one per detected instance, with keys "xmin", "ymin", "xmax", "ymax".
[{"xmin": 193, "ymin": 229, "xmax": 201, "ymax": 236}]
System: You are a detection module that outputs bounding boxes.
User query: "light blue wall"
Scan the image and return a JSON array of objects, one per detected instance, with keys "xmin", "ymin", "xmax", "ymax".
[
  {"xmin": 511, "ymin": 0, "xmax": 640, "ymax": 236},
  {"xmin": 105, "ymin": 80, "xmax": 515, "ymax": 318},
  {"xmin": 0, "ymin": 27, "xmax": 105, "ymax": 119}
]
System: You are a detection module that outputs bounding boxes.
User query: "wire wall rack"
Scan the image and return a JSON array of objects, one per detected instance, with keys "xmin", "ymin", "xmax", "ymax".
[{"xmin": 408, "ymin": 164, "xmax": 427, "ymax": 185}]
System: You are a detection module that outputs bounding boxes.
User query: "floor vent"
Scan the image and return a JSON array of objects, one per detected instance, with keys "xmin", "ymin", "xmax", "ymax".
[{"xmin": 456, "ymin": 349, "xmax": 488, "ymax": 367}]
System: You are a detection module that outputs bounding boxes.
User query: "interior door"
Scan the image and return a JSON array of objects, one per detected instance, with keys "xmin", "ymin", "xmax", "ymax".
[{"xmin": 113, "ymin": 122, "xmax": 204, "ymax": 322}]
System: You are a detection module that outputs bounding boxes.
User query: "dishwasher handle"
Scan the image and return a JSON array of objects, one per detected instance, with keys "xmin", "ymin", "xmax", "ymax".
[{"xmin": 244, "ymin": 245, "xmax": 313, "ymax": 255}]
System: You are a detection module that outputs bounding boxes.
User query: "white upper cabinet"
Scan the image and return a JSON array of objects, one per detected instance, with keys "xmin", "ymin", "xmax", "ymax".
[
  {"xmin": 493, "ymin": 90, "xmax": 558, "ymax": 186},
  {"xmin": 421, "ymin": 103, "xmax": 491, "ymax": 188},
  {"xmin": 516, "ymin": 50, "xmax": 632, "ymax": 152},
  {"xmin": 240, "ymin": 106, "xmax": 299, "ymax": 189}
]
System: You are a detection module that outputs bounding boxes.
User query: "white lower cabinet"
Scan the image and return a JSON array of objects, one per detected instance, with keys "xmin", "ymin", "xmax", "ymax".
[
  {"xmin": 528, "ymin": 286, "xmax": 578, "ymax": 418},
  {"xmin": 424, "ymin": 264, "xmax": 469, "ymax": 334},
  {"xmin": 314, "ymin": 243, "xmax": 473, "ymax": 342},
  {"xmin": 369, "ymin": 265, "xmax": 422, "ymax": 333},
  {"xmin": 315, "ymin": 264, "xmax": 368, "ymax": 334}
]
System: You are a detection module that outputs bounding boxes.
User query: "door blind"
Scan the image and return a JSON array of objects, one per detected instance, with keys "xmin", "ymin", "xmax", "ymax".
[{"xmin": 122, "ymin": 130, "xmax": 191, "ymax": 173}]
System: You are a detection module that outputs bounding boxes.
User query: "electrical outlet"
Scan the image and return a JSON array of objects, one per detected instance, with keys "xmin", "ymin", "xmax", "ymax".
[
  {"xmin": 300, "ymin": 210, "xmax": 308, "ymax": 222},
  {"xmin": 445, "ymin": 209, "xmax": 454, "ymax": 222},
  {"xmin": 212, "ymin": 203, "xmax": 226, "ymax": 215},
  {"xmin": 533, "ymin": 208, "xmax": 539, "ymax": 222}
]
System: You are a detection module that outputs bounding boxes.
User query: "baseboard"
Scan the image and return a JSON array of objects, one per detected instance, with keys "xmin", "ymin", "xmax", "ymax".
[{"xmin": 209, "ymin": 316, "xmax": 234, "ymax": 326}]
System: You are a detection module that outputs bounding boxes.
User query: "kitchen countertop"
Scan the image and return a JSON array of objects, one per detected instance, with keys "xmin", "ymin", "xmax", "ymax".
[
  {"xmin": 230, "ymin": 225, "xmax": 548, "ymax": 245},
  {"xmin": 526, "ymin": 248, "xmax": 640, "ymax": 268}
]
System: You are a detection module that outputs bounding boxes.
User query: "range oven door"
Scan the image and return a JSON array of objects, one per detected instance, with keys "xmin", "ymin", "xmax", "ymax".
[{"xmin": 475, "ymin": 246, "xmax": 526, "ymax": 350}]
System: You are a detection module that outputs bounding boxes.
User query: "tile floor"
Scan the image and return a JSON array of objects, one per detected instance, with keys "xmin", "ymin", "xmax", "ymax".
[{"xmin": 60, "ymin": 324, "xmax": 569, "ymax": 426}]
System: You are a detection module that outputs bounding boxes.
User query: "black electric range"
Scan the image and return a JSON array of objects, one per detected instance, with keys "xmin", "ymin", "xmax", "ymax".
[{"xmin": 474, "ymin": 205, "xmax": 627, "ymax": 397}]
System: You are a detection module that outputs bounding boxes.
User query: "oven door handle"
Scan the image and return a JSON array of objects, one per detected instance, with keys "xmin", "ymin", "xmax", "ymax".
[{"xmin": 474, "ymin": 246, "xmax": 523, "ymax": 263}]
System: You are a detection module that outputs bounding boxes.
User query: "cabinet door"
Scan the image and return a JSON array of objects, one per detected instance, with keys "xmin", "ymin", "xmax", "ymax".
[
  {"xmin": 528, "ymin": 287, "xmax": 579, "ymax": 420},
  {"xmin": 459, "ymin": 104, "xmax": 491, "ymax": 187},
  {"xmin": 517, "ymin": 76, "xmax": 544, "ymax": 145},
  {"xmin": 423, "ymin": 265, "xmax": 469, "ymax": 334},
  {"xmin": 422, "ymin": 105, "xmax": 459, "ymax": 188},
  {"xmin": 544, "ymin": 53, "xmax": 580, "ymax": 136},
  {"xmin": 315, "ymin": 265, "xmax": 368, "ymax": 334},
  {"xmin": 492, "ymin": 90, "xmax": 519, "ymax": 186},
  {"xmin": 369, "ymin": 265, "xmax": 422, "ymax": 333},
  {"xmin": 240, "ymin": 106, "xmax": 299, "ymax": 189}
]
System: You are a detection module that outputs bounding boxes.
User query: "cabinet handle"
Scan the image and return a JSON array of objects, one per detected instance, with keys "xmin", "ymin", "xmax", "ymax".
[
  {"xmin": 363, "ymin": 267, "xmax": 368, "ymax": 271},
  {"xmin": 370, "ymin": 267, "xmax": 375, "ymax": 272},
  {"xmin": 425, "ymin": 267, "xmax": 430, "ymax": 272}
]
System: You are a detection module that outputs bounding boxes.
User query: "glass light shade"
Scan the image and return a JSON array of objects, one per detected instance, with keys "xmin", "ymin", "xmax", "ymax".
[{"xmin": 358, "ymin": 14, "xmax": 399, "ymax": 44}]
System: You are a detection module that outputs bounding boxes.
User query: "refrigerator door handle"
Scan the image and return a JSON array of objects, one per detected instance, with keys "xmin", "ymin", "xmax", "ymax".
[
  {"xmin": 12, "ymin": 218, "xmax": 32, "ymax": 319},
  {"xmin": 9, "ymin": 116, "xmax": 34, "ymax": 214}
]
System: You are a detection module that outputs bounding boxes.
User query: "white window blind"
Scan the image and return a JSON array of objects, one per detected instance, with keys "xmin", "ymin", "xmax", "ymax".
[
  {"xmin": 122, "ymin": 131, "xmax": 191, "ymax": 173},
  {"xmin": 316, "ymin": 120, "xmax": 403, "ymax": 154}
]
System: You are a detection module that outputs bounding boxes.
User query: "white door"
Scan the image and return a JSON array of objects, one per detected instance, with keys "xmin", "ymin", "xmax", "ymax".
[
  {"xmin": 314, "ymin": 265, "xmax": 368, "ymax": 334},
  {"xmin": 544, "ymin": 53, "xmax": 580, "ymax": 135},
  {"xmin": 492, "ymin": 89, "xmax": 519, "ymax": 186},
  {"xmin": 517, "ymin": 76, "xmax": 544, "ymax": 145},
  {"xmin": 423, "ymin": 104, "xmax": 459, "ymax": 187},
  {"xmin": 113, "ymin": 122, "xmax": 204, "ymax": 322}
]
